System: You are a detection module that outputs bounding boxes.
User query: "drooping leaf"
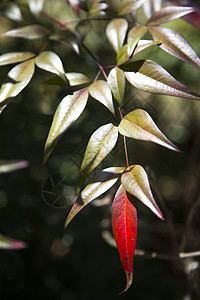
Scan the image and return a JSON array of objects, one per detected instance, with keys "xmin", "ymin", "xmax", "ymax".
[
  {"xmin": 0, "ymin": 52, "xmax": 35, "ymax": 66},
  {"xmin": 65, "ymin": 72, "xmax": 90, "ymax": 86},
  {"xmin": 121, "ymin": 165, "xmax": 164, "ymax": 219},
  {"xmin": 5, "ymin": 4, "xmax": 24, "ymax": 22},
  {"xmin": 0, "ymin": 234, "xmax": 26, "ymax": 250},
  {"xmin": 28, "ymin": 0, "xmax": 45, "ymax": 15},
  {"xmin": 75, "ymin": 20, "xmax": 92, "ymax": 44},
  {"xmin": 127, "ymin": 25, "xmax": 147, "ymax": 57},
  {"xmin": 0, "ymin": 59, "xmax": 35, "ymax": 112},
  {"xmin": 65, "ymin": 167, "xmax": 125, "ymax": 228},
  {"xmin": 43, "ymin": 88, "xmax": 89, "ymax": 164},
  {"xmin": 35, "ymin": 51, "xmax": 66, "ymax": 78},
  {"xmin": 0, "ymin": 160, "xmax": 29, "ymax": 174},
  {"xmin": 89, "ymin": 80, "xmax": 115, "ymax": 113},
  {"xmin": 107, "ymin": 67, "xmax": 125, "ymax": 106},
  {"xmin": 118, "ymin": 0, "xmax": 146, "ymax": 16},
  {"xmin": 118, "ymin": 109, "xmax": 179, "ymax": 151},
  {"xmin": 112, "ymin": 185, "xmax": 137, "ymax": 292},
  {"xmin": 1, "ymin": 25, "xmax": 49, "ymax": 40},
  {"xmin": 78, "ymin": 123, "xmax": 119, "ymax": 192},
  {"xmin": 50, "ymin": 30, "xmax": 79, "ymax": 54},
  {"xmin": 106, "ymin": 18, "xmax": 128, "ymax": 53},
  {"xmin": 149, "ymin": 26, "xmax": 200, "ymax": 70},
  {"xmin": 147, "ymin": 6, "xmax": 195, "ymax": 25},
  {"xmin": 125, "ymin": 59, "xmax": 200, "ymax": 100},
  {"xmin": 142, "ymin": 0, "xmax": 162, "ymax": 19}
]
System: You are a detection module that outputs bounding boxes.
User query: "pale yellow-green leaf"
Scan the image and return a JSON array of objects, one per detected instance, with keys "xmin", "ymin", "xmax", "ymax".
[
  {"xmin": 0, "ymin": 52, "xmax": 35, "ymax": 66},
  {"xmin": 106, "ymin": 18, "xmax": 128, "ymax": 53},
  {"xmin": 127, "ymin": 25, "xmax": 147, "ymax": 56},
  {"xmin": 107, "ymin": 67, "xmax": 125, "ymax": 106},
  {"xmin": 35, "ymin": 51, "xmax": 65, "ymax": 77},
  {"xmin": 0, "ymin": 160, "xmax": 29, "ymax": 174},
  {"xmin": 1, "ymin": 25, "xmax": 49, "ymax": 40},
  {"xmin": 65, "ymin": 73, "xmax": 90, "ymax": 86},
  {"xmin": 118, "ymin": 0, "xmax": 145, "ymax": 16}
]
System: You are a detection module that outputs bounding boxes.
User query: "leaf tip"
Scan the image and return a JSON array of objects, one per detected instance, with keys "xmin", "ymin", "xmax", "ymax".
[{"xmin": 120, "ymin": 271, "xmax": 133, "ymax": 294}]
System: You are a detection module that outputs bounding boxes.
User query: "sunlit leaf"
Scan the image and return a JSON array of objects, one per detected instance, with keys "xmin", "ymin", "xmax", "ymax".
[
  {"xmin": 78, "ymin": 123, "xmax": 119, "ymax": 192},
  {"xmin": 127, "ymin": 25, "xmax": 147, "ymax": 56},
  {"xmin": 121, "ymin": 165, "xmax": 164, "ymax": 219},
  {"xmin": 5, "ymin": 4, "xmax": 24, "ymax": 22},
  {"xmin": 147, "ymin": 6, "xmax": 195, "ymax": 25},
  {"xmin": 0, "ymin": 59, "xmax": 35, "ymax": 112},
  {"xmin": 0, "ymin": 52, "xmax": 35, "ymax": 66},
  {"xmin": 149, "ymin": 26, "xmax": 200, "ymax": 70},
  {"xmin": 0, "ymin": 234, "xmax": 26, "ymax": 250},
  {"xmin": 107, "ymin": 67, "xmax": 125, "ymax": 107},
  {"xmin": 89, "ymin": 80, "xmax": 115, "ymax": 113},
  {"xmin": 0, "ymin": 160, "xmax": 29, "ymax": 174},
  {"xmin": 112, "ymin": 185, "xmax": 137, "ymax": 292},
  {"xmin": 65, "ymin": 72, "xmax": 90, "ymax": 86},
  {"xmin": 1, "ymin": 25, "xmax": 49, "ymax": 40},
  {"xmin": 118, "ymin": 109, "xmax": 179, "ymax": 151},
  {"xmin": 28, "ymin": 0, "xmax": 45, "ymax": 15},
  {"xmin": 142, "ymin": 0, "xmax": 162, "ymax": 19},
  {"xmin": 35, "ymin": 51, "xmax": 66, "ymax": 78},
  {"xmin": 106, "ymin": 18, "xmax": 128, "ymax": 53},
  {"xmin": 116, "ymin": 44, "xmax": 129, "ymax": 65},
  {"xmin": 125, "ymin": 59, "xmax": 200, "ymax": 100},
  {"xmin": 65, "ymin": 167, "xmax": 125, "ymax": 228},
  {"xmin": 43, "ymin": 88, "xmax": 89, "ymax": 164},
  {"xmin": 89, "ymin": 0, "xmax": 108, "ymax": 16},
  {"xmin": 118, "ymin": 0, "xmax": 146, "ymax": 16},
  {"xmin": 133, "ymin": 40, "xmax": 161, "ymax": 55}
]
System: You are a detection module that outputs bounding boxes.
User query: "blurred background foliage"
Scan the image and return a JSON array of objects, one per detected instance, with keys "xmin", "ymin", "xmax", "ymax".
[{"xmin": 0, "ymin": 0, "xmax": 200, "ymax": 299}]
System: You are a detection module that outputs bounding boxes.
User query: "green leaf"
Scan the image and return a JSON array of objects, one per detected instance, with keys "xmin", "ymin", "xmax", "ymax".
[
  {"xmin": 0, "ymin": 59, "xmax": 35, "ymax": 112},
  {"xmin": 0, "ymin": 52, "xmax": 35, "ymax": 66},
  {"xmin": 107, "ymin": 67, "xmax": 125, "ymax": 106},
  {"xmin": 149, "ymin": 26, "xmax": 200, "ymax": 70},
  {"xmin": 147, "ymin": 6, "xmax": 195, "ymax": 25},
  {"xmin": 0, "ymin": 234, "xmax": 26, "ymax": 250},
  {"xmin": 28, "ymin": 0, "xmax": 45, "ymax": 15},
  {"xmin": 125, "ymin": 59, "xmax": 200, "ymax": 100},
  {"xmin": 127, "ymin": 25, "xmax": 147, "ymax": 56},
  {"xmin": 1, "ymin": 25, "xmax": 49, "ymax": 40},
  {"xmin": 89, "ymin": 80, "xmax": 115, "ymax": 114},
  {"xmin": 106, "ymin": 18, "xmax": 128, "ymax": 53},
  {"xmin": 65, "ymin": 72, "xmax": 90, "ymax": 86},
  {"xmin": 119, "ymin": 59, "xmax": 145, "ymax": 72},
  {"xmin": 118, "ymin": 0, "xmax": 145, "ymax": 16},
  {"xmin": 35, "ymin": 51, "xmax": 66, "ymax": 78},
  {"xmin": 121, "ymin": 165, "xmax": 163, "ymax": 219},
  {"xmin": 43, "ymin": 88, "xmax": 89, "ymax": 164},
  {"xmin": 118, "ymin": 109, "xmax": 179, "ymax": 151},
  {"xmin": 75, "ymin": 20, "xmax": 92, "ymax": 44},
  {"xmin": 50, "ymin": 31, "xmax": 79, "ymax": 54},
  {"xmin": 116, "ymin": 44, "xmax": 129, "ymax": 65},
  {"xmin": 5, "ymin": 4, "xmax": 24, "ymax": 22},
  {"xmin": 0, "ymin": 160, "xmax": 29, "ymax": 174},
  {"xmin": 133, "ymin": 40, "xmax": 161, "ymax": 55},
  {"xmin": 65, "ymin": 167, "xmax": 125, "ymax": 228},
  {"xmin": 43, "ymin": 76, "xmax": 68, "ymax": 86},
  {"xmin": 88, "ymin": 0, "xmax": 108, "ymax": 16},
  {"xmin": 78, "ymin": 123, "xmax": 119, "ymax": 192}
]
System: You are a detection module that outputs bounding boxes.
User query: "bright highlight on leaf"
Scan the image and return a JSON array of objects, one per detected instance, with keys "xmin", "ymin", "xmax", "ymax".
[
  {"xmin": 65, "ymin": 167, "xmax": 125, "ymax": 228},
  {"xmin": 1, "ymin": 25, "xmax": 49, "ymax": 40},
  {"xmin": 106, "ymin": 18, "xmax": 128, "ymax": 53},
  {"xmin": 78, "ymin": 123, "xmax": 119, "ymax": 192},
  {"xmin": 89, "ymin": 80, "xmax": 115, "ymax": 113},
  {"xmin": 127, "ymin": 25, "xmax": 147, "ymax": 56},
  {"xmin": 65, "ymin": 72, "xmax": 90, "ymax": 86},
  {"xmin": 122, "ymin": 165, "xmax": 164, "ymax": 219},
  {"xmin": 43, "ymin": 88, "xmax": 89, "ymax": 164},
  {"xmin": 125, "ymin": 59, "xmax": 200, "ymax": 100},
  {"xmin": 0, "ymin": 52, "xmax": 35, "ymax": 66},
  {"xmin": 0, "ymin": 234, "xmax": 26, "ymax": 250},
  {"xmin": 118, "ymin": 0, "xmax": 145, "ymax": 16},
  {"xmin": 107, "ymin": 67, "xmax": 125, "ymax": 106},
  {"xmin": 112, "ymin": 185, "xmax": 137, "ymax": 292},
  {"xmin": 0, "ymin": 160, "xmax": 29, "ymax": 174},
  {"xmin": 118, "ymin": 109, "xmax": 179, "ymax": 151}
]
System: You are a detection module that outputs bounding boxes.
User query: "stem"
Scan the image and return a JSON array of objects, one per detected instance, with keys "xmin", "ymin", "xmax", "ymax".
[{"xmin": 119, "ymin": 107, "xmax": 129, "ymax": 168}]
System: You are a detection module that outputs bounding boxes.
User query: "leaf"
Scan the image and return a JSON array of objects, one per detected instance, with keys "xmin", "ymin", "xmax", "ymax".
[
  {"xmin": 106, "ymin": 18, "xmax": 128, "ymax": 53},
  {"xmin": 133, "ymin": 40, "xmax": 161, "ymax": 55},
  {"xmin": 89, "ymin": 0, "xmax": 108, "ymax": 16},
  {"xmin": 0, "ymin": 52, "xmax": 35, "ymax": 66},
  {"xmin": 142, "ymin": 0, "xmax": 162, "ymax": 19},
  {"xmin": 75, "ymin": 20, "xmax": 92, "ymax": 44},
  {"xmin": 35, "ymin": 51, "xmax": 66, "ymax": 78},
  {"xmin": 116, "ymin": 44, "xmax": 129, "ymax": 65},
  {"xmin": 5, "ymin": 4, "xmax": 24, "ymax": 22},
  {"xmin": 147, "ymin": 6, "xmax": 195, "ymax": 25},
  {"xmin": 1, "ymin": 25, "xmax": 49, "ymax": 40},
  {"xmin": 65, "ymin": 72, "xmax": 90, "ymax": 86},
  {"xmin": 118, "ymin": 109, "xmax": 179, "ymax": 151},
  {"xmin": 65, "ymin": 167, "xmax": 125, "ymax": 228},
  {"xmin": 43, "ymin": 88, "xmax": 89, "ymax": 164},
  {"xmin": 118, "ymin": 0, "xmax": 146, "ymax": 16},
  {"xmin": 121, "ymin": 165, "xmax": 164, "ymax": 219},
  {"xmin": 28, "ymin": 0, "xmax": 45, "ymax": 15},
  {"xmin": 0, "ymin": 234, "xmax": 26, "ymax": 250},
  {"xmin": 112, "ymin": 185, "xmax": 137, "ymax": 292},
  {"xmin": 125, "ymin": 59, "xmax": 200, "ymax": 100},
  {"xmin": 107, "ymin": 67, "xmax": 125, "ymax": 106},
  {"xmin": 0, "ymin": 160, "xmax": 29, "ymax": 174},
  {"xmin": 89, "ymin": 80, "xmax": 115, "ymax": 113},
  {"xmin": 127, "ymin": 25, "xmax": 147, "ymax": 57},
  {"xmin": 149, "ymin": 26, "xmax": 200, "ymax": 70},
  {"xmin": 119, "ymin": 59, "xmax": 145, "ymax": 72},
  {"xmin": 78, "ymin": 123, "xmax": 119, "ymax": 192},
  {"xmin": 0, "ymin": 59, "xmax": 35, "ymax": 112}
]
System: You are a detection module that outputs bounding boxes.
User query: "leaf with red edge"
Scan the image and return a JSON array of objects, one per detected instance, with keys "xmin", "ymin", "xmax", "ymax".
[
  {"xmin": 121, "ymin": 165, "xmax": 164, "ymax": 219},
  {"xmin": 112, "ymin": 185, "xmax": 137, "ymax": 292}
]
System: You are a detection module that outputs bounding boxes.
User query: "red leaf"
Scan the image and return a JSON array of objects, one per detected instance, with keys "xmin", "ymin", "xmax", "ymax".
[{"xmin": 112, "ymin": 185, "xmax": 137, "ymax": 292}]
